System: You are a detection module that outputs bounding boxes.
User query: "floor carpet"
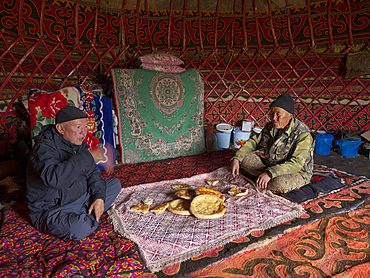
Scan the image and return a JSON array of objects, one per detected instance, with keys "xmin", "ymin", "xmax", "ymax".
[
  {"xmin": 144, "ymin": 176, "xmax": 370, "ymax": 277},
  {"xmin": 184, "ymin": 197, "xmax": 370, "ymax": 278},
  {"xmin": 0, "ymin": 150, "xmax": 369, "ymax": 277}
]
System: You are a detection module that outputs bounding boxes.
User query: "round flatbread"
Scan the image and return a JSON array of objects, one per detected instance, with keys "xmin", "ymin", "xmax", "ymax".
[
  {"xmin": 190, "ymin": 194, "xmax": 226, "ymax": 219},
  {"xmin": 175, "ymin": 189, "xmax": 195, "ymax": 200},
  {"xmin": 195, "ymin": 186, "xmax": 225, "ymax": 202},
  {"xmin": 168, "ymin": 199, "xmax": 191, "ymax": 215}
]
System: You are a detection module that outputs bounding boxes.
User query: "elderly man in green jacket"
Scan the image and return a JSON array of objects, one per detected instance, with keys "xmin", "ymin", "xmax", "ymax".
[{"xmin": 231, "ymin": 94, "xmax": 314, "ymax": 193}]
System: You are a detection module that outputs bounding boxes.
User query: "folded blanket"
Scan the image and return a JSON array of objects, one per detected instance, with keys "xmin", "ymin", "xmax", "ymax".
[{"xmin": 282, "ymin": 176, "xmax": 344, "ymax": 203}]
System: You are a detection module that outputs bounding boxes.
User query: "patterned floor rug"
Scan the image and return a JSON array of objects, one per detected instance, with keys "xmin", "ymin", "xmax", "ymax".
[
  {"xmin": 143, "ymin": 177, "xmax": 370, "ymax": 277},
  {"xmin": 184, "ymin": 197, "xmax": 370, "ymax": 278},
  {"xmin": 0, "ymin": 202, "xmax": 147, "ymax": 277},
  {"xmin": 0, "ymin": 150, "xmax": 233, "ymax": 277},
  {"xmin": 0, "ymin": 150, "xmax": 369, "ymax": 277},
  {"xmin": 109, "ymin": 167, "xmax": 305, "ymax": 273}
]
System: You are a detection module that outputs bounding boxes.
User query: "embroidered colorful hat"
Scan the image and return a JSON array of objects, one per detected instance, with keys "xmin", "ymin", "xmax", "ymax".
[
  {"xmin": 270, "ymin": 94, "xmax": 295, "ymax": 115},
  {"xmin": 55, "ymin": 106, "xmax": 87, "ymax": 124}
]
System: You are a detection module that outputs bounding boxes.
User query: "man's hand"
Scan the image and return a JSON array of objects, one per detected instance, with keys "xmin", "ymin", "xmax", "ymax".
[
  {"xmin": 256, "ymin": 171, "xmax": 272, "ymax": 189},
  {"xmin": 88, "ymin": 199, "xmax": 104, "ymax": 222},
  {"xmin": 231, "ymin": 159, "xmax": 240, "ymax": 178}
]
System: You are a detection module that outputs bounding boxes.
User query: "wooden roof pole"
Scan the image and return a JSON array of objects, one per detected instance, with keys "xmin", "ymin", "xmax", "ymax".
[
  {"xmin": 306, "ymin": 0, "xmax": 315, "ymax": 48},
  {"xmin": 120, "ymin": 0, "xmax": 127, "ymax": 49},
  {"xmin": 327, "ymin": 0, "xmax": 334, "ymax": 47},
  {"xmin": 253, "ymin": 0, "xmax": 261, "ymax": 49},
  {"xmin": 242, "ymin": 0, "xmax": 248, "ymax": 50},
  {"xmin": 93, "ymin": 0, "xmax": 101, "ymax": 44},
  {"xmin": 268, "ymin": 0, "xmax": 279, "ymax": 48},
  {"xmin": 230, "ymin": 0, "xmax": 237, "ymax": 50},
  {"xmin": 286, "ymin": 0, "xmax": 295, "ymax": 48},
  {"xmin": 17, "ymin": 0, "xmax": 25, "ymax": 34},
  {"xmin": 346, "ymin": 0, "xmax": 354, "ymax": 47},
  {"xmin": 182, "ymin": 0, "xmax": 188, "ymax": 52},
  {"xmin": 145, "ymin": 0, "xmax": 155, "ymax": 52},
  {"xmin": 39, "ymin": 0, "xmax": 46, "ymax": 37},
  {"xmin": 74, "ymin": 0, "xmax": 80, "ymax": 43},
  {"xmin": 198, "ymin": 0, "xmax": 204, "ymax": 52},
  {"xmin": 135, "ymin": 0, "xmax": 141, "ymax": 50},
  {"xmin": 214, "ymin": 0, "xmax": 220, "ymax": 50},
  {"xmin": 168, "ymin": 0, "xmax": 174, "ymax": 51}
]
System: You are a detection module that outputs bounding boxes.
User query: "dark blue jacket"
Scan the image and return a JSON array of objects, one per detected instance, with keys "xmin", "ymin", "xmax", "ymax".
[{"xmin": 26, "ymin": 125, "xmax": 106, "ymax": 224}]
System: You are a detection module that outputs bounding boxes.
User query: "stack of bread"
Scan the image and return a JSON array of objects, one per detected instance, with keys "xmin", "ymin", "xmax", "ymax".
[
  {"xmin": 130, "ymin": 181, "xmax": 248, "ymax": 219},
  {"xmin": 166, "ymin": 185, "xmax": 226, "ymax": 219}
]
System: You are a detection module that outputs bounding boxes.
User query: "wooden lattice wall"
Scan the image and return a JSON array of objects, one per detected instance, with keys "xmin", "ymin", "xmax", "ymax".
[{"xmin": 0, "ymin": 0, "xmax": 369, "ymax": 157}]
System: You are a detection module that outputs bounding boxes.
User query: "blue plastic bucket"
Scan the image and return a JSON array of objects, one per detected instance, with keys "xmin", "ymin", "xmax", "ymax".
[
  {"xmin": 335, "ymin": 139, "xmax": 362, "ymax": 158},
  {"xmin": 233, "ymin": 128, "xmax": 250, "ymax": 149},
  {"xmin": 315, "ymin": 133, "xmax": 334, "ymax": 155},
  {"xmin": 215, "ymin": 132, "xmax": 231, "ymax": 149}
]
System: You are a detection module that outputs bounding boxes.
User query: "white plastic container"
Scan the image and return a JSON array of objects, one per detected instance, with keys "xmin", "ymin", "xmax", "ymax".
[
  {"xmin": 215, "ymin": 123, "xmax": 233, "ymax": 133},
  {"xmin": 233, "ymin": 127, "xmax": 251, "ymax": 149},
  {"xmin": 241, "ymin": 119, "xmax": 254, "ymax": 132},
  {"xmin": 214, "ymin": 123, "xmax": 234, "ymax": 149},
  {"xmin": 215, "ymin": 132, "xmax": 232, "ymax": 149}
]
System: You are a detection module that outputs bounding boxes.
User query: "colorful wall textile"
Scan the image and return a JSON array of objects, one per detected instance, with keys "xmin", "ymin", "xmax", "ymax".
[
  {"xmin": 0, "ymin": 0, "xmax": 369, "ymax": 48},
  {"xmin": 27, "ymin": 87, "xmax": 115, "ymax": 169},
  {"xmin": 111, "ymin": 68, "xmax": 205, "ymax": 164}
]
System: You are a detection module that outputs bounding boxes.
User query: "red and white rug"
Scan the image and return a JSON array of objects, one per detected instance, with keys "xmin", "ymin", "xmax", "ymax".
[{"xmin": 108, "ymin": 166, "xmax": 305, "ymax": 273}]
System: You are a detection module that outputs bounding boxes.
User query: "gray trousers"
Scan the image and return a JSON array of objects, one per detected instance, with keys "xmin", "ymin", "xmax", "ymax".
[
  {"xmin": 240, "ymin": 153, "xmax": 307, "ymax": 193},
  {"xmin": 34, "ymin": 178, "xmax": 121, "ymax": 240}
]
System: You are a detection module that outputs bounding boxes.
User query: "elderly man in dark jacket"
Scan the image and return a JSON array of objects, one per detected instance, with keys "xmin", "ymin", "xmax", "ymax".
[{"xmin": 26, "ymin": 106, "xmax": 121, "ymax": 240}]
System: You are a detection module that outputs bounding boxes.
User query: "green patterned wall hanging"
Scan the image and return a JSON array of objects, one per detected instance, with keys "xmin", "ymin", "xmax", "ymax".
[{"xmin": 111, "ymin": 68, "xmax": 205, "ymax": 164}]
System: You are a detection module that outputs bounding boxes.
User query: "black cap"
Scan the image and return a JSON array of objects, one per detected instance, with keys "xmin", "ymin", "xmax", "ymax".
[
  {"xmin": 55, "ymin": 106, "xmax": 87, "ymax": 124},
  {"xmin": 270, "ymin": 94, "xmax": 295, "ymax": 115}
]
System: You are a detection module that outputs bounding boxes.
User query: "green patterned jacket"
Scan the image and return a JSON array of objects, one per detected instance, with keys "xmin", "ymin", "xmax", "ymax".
[{"xmin": 233, "ymin": 118, "xmax": 314, "ymax": 182}]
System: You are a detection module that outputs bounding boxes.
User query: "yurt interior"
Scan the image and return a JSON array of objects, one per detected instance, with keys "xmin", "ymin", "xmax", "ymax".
[{"xmin": 0, "ymin": 0, "xmax": 370, "ymax": 277}]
